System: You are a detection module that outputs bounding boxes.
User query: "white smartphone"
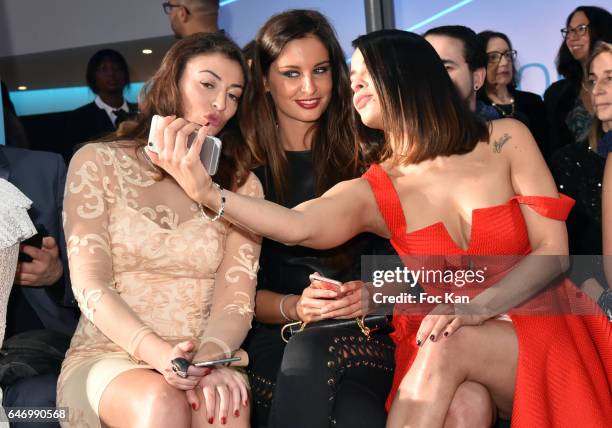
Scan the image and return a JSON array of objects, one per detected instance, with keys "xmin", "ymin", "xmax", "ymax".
[
  {"xmin": 309, "ymin": 273, "xmax": 343, "ymax": 292},
  {"xmin": 147, "ymin": 114, "xmax": 222, "ymax": 176},
  {"xmin": 192, "ymin": 356, "xmax": 241, "ymax": 367}
]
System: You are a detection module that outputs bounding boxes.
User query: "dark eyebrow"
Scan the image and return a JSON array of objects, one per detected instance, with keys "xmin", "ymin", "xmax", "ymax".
[
  {"xmin": 199, "ymin": 69, "xmax": 221, "ymax": 80},
  {"xmin": 278, "ymin": 60, "xmax": 331, "ymax": 69},
  {"xmin": 199, "ymin": 69, "xmax": 243, "ymax": 89}
]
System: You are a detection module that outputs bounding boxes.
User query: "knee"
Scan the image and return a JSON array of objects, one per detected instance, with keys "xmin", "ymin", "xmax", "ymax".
[
  {"xmin": 416, "ymin": 328, "xmax": 474, "ymax": 373},
  {"xmin": 137, "ymin": 381, "xmax": 190, "ymax": 425},
  {"xmin": 445, "ymin": 382, "xmax": 493, "ymax": 428}
]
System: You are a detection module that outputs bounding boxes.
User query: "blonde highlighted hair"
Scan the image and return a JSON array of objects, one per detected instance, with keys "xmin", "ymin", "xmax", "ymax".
[{"xmin": 588, "ymin": 41, "xmax": 612, "ymax": 151}]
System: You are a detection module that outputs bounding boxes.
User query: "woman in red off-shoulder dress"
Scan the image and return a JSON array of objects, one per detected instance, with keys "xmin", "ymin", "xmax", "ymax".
[{"xmin": 149, "ymin": 30, "xmax": 611, "ymax": 428}]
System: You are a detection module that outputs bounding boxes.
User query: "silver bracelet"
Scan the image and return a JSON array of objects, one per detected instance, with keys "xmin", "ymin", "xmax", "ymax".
[
  {"xmin": 198, "ymin": 183, "xmax": 225, "ymax": 222},
  {"xmin": 279, "ymin": 294, "xmax": 295, "ymax": 321}
]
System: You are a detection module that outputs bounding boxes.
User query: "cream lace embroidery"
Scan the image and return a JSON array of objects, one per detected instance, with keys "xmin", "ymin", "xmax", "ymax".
[
  {"xmin": 73, "ymin": 288, "xmax": 104, "ymax": 323},
  {"xmin": 137, "ymin": 205, "xmax": 180, "ymax": 229},
  {"xmin": 59, "ymin": 145, "xmax": 263, "ymax": 427},
  {"xmin": 199, "ymin": 337, "xmax": 232, "ymax": 358},
  {"xmin": 69, "ymin": 160, "xmax": 105, "ymax": 219},
  {"xmin": 226, "ymin": 244, "xmax": 259, "ymax": 282},
  {"xmin": 223, "ymin": 291, "xmax": 254, "ymax": 317},
  {"xmin": 67, "ymin": 234, "xmax": 111, "ymax": 257}
]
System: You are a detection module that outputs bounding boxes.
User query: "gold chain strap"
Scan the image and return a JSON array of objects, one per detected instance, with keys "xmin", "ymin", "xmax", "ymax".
[
  {"xmin": 281, "ymin": 316, "xmax": 371, "ymax": 343},
  {"xmin": 355, "ymin": 315, "xmax": 371, "ymax": 340}
]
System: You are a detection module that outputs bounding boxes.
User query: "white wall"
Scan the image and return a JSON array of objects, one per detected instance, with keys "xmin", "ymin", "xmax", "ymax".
[
  {"xmin": 0, "ymin": 0, "xmax": 367, "ymax": 59},
  {"xmin": 394, "ymin": 0, "xmax": 610, "ymax": 95},
  {"xmin": 0, "ymin": 0, "xmax": 173, "ymax": 57}
]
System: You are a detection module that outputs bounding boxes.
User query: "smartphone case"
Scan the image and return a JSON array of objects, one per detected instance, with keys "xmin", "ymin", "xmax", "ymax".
[{"xmin": 147, "ymin": 115, "xmax": 222, "ymax": 175}]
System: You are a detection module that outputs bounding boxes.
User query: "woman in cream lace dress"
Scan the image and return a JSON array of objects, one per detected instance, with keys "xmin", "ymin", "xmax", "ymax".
[
  {"xmin": 57, "ymin": 33, "xmax": 262, "ymax": 428},
  {"xmin": 0, "ymin": 178, "xmax": 36, "ymax": 425}
]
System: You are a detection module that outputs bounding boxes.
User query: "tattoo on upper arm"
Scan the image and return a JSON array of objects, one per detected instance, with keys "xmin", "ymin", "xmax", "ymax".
[{"xmin": 493, "ymin": 133, "xmax": 511, "ymax": 153}]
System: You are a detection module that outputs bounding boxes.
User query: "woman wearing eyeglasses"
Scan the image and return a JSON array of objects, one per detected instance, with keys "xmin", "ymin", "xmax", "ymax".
[
  {"xmin": 546, "ymin": 7, "xmax": 611, "ymax": 258},
  {"xmin": 544, "ymin": 6, "xmax": 612, "ymax": 158},
  {"xmin": 477, "ymin": 31, "xmax": 548, "ymax": 156}
]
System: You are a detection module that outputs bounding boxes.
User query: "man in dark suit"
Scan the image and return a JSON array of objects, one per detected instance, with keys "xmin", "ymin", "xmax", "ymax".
[
  {"xmin": 0, "ymin": 145, "xmax": 79, "ymax": 425},
  {"xmin": 62, "ymin": 49, "xmax": 137, "ymax": 164}
]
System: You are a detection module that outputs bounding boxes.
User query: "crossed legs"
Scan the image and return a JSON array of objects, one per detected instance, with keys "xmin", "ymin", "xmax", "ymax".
[{"xmin": 386, "ymin": 320, "xmax": 518, "ymax": 428}]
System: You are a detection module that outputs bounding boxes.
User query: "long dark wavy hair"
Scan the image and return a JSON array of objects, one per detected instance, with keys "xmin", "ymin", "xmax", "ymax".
[
  {"xmin": 105, "ymin": 32, "xmax": 254, "ymax": 191},
  {"xmin": 353, "ymin": 30, "xmax": 489, "ymax": 166},
  {"xmin": 240, "ymin": 9, "xmax": 361, "ymax": 201},
  {"xmin": 556, "ymin": 6, "xmax": 612, "ymax": 84}
]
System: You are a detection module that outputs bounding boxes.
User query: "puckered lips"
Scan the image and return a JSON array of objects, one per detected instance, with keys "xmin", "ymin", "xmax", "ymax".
[
  {"xmin": 354, "ymin": 93, "xmax": 372, "ymax": 110},
  {"xmin": 205, "ymin": 113, "xmax": 221, "ymax": 127}
]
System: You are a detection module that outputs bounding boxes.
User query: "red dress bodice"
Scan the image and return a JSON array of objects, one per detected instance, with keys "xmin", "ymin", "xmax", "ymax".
[{"xmin": 363, "ymin": 164, "xmax": 611, "ymax": 427}]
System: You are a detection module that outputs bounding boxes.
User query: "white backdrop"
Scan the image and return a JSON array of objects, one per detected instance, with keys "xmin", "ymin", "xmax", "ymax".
[
  {"xmin": 394, "ymin": 0, "xmax": 610, "ymax": 95},
  {"xmin": 2, "ymin": 0, "xmax": 611, "ymax": 122}
]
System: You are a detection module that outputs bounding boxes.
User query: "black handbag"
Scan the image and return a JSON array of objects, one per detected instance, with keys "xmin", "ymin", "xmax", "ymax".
[{"xmin": 281, "ymin": 315, "xmax": 389, "ymax": 343}]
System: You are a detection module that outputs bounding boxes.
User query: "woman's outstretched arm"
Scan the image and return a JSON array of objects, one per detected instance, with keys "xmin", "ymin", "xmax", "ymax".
[{"xmin": 147, "ymin": 116, "xmax": 383, "ymax": 249}]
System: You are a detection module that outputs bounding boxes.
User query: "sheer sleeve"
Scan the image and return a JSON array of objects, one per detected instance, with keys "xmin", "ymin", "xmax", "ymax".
[
  {"xmin": 197, "ymin": 173, "xmax": 263, "ymax": 360},
  {"xmin": 63, "ymin": 144, "xmax": 156, "ymax": 359}
]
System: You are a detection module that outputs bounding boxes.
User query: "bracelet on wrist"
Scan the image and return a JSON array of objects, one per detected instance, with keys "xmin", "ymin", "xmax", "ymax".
[
  {"xmin": 279, "ymin": 294, "xmax": 295, "ymax": 321},
  {"xmin": 198, "ymin": 183, "xmax": 225, "ymax": 222}
]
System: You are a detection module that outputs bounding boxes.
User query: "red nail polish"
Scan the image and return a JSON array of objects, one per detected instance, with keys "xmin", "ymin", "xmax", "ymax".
[
  {"xmin": 443, "ymin": 331, "xmax": 449, "ymax": 337},
  {"xmin": 430, "ymin": 334, "xmax": 436, "ymax": 342},
  {"xmin": 192, "ymin": 403, "xmax": 197, "ymax": 410},
  {"xmin": 221, "ymin": 417, "xmax": 227, "ymax": 425},
  {"xmin": 416, "ymin": 339, "xmax": 422, "ymax": 346},
  {"xmin": 234, "ymin": 409, "xmax": 240, "ymax": 417},
  {"xmin": 208, "ymin": 417, "xmax": 214, "ymax": 424}
]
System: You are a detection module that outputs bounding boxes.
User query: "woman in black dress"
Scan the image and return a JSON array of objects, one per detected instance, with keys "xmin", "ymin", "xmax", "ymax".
[
  {"xmin": 544, "ymin": 5, "xmax": 612, "ymax": 158},
  {"xmin": 547, "ymin": 7, "xmax": 612, "ymax": 256},
  {"xmin": 477, "ymin": 31, "xmax": 548, "ymax": 155},
  {"xmin": 239, "ymin": 10, "xmax": 395, "ymax": 428}
]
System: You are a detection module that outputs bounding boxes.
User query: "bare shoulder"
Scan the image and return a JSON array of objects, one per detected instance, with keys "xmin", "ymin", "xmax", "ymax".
[
  {"xmin": 489, "ymin": 118, "xmax": 540, "ymax": 158},
  {"xmin": 325, "ymin": 175, "xmax": 373, "ymax": 202}
]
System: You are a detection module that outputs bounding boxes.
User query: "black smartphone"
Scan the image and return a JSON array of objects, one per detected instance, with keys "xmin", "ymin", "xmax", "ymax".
[{"xmin": 18, "ymin": 224, "xmax": 48, "ymax": 262}]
